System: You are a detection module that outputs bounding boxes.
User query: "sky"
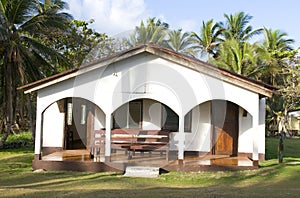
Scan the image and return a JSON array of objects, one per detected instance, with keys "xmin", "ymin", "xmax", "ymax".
[{"xmin": 65, "ymin": 0, "xmax": 300, "ymax": 48}]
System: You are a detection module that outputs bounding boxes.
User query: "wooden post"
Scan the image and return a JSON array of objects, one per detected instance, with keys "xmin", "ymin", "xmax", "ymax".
[
  {"xmin": 278, "ymin": 133, "xmax": 284, "ymax": 163},
  {"xmin": 86, "ymin": 105, "xmax": 94, "ymax": 150}
]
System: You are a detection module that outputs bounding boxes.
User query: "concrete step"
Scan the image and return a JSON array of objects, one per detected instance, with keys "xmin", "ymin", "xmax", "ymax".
[{"xmin": 124, "ymin": 166, "xmax": 160, "ymax": 178}]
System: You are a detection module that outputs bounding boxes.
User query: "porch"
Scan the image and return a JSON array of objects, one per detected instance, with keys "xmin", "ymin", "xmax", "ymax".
[{"xmin": 37, "ymin": 149, "xmax": 255, "ymax": 172}]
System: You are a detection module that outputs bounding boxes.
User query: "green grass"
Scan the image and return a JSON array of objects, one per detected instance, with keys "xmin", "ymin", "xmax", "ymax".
[
  {"xmin": 0, "ymin": 138, "xmax": 299, "ymax": 197},
  {"xmin": 266, "ymin": 137, "xmax": 300, "ymax": 159}
]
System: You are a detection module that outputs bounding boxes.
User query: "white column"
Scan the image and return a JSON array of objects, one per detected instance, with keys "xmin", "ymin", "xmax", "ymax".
[
  {"xmin": 105, "ymin": 113, "xmax": 112, "ymax": 161},
  {"xmin": 34, "ymin": 109, "xmax": 42, "ymax": 156},
  {"xmin": 252, "ymin": 97, "xmax": 260, "ymax": 165},
  {"xmin": 34, "ymin": 93, "xmax": 42, "ymax": 158},
  {"xmin": 177, "ymin": 115, "xmax": 185, "ymax": 161},
  {"xmin": 258, "ymin": 98, "xmax": 266, "ymax": 160}
]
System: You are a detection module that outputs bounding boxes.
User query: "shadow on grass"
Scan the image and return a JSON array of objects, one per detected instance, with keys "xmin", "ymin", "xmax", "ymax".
[
  {"xmin": 0, "ymin": 163, "xmax": 299, "ymax": 197},
  {"xmin": 3, "ymin": 175, "xmax": 300, "ymax": 198},
  {"xmin": 1, "ymin": 144, "xmax": 300, "ymax": 197}
]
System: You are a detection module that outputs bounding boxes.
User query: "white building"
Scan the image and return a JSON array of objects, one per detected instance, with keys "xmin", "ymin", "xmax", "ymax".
[{"xmin": 20, "ymin": 44, "xmax": 274, "ymax": 172}]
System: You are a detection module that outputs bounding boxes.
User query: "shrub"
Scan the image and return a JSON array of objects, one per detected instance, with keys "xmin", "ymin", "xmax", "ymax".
[{"xmin": 4, "ymin": 132, "xmax": 33, "ymax": 149}]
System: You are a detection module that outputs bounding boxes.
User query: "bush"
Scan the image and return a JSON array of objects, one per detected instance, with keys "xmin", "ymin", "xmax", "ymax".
[{"xmin": 3, "ymin": 132, "xmax": 33, "ymax": 149}]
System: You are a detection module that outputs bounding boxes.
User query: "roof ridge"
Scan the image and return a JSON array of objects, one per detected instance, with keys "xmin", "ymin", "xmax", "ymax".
[{"xmin": 18, "ymin": 43, "xmax": 276, "ymax": 97}]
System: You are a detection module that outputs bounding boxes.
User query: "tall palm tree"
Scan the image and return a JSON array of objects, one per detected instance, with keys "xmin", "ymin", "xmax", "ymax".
[
  {"xmin": 0, "ymin": 0, "xmax": 72, "ymax": 147},
  {"xmin": 220, "ymin": 12, "xmax": 262, "ymax": 44},
  {"xmin": 166, "ymin": 29, "xmax": 195, "ymax": 56},
  {"xmin": 212, "ymin": 38, "xmax": 261, "ymax": 76},
  {"xmin": 258, "ymin": 27, "xmax": 295, "ymax": 85},
  {"xmin": 259, "ymin": 28, "xmax": 297, "ymax": 136},
  {"xmin": 262, "ymin": 27, "xmax": 294, "ymax": 52},
  {"xmin": 128, "ymin": 18, "xmax": 169, "ymax": 47},
  {"xmin": 190, "ymin": 19, "xmax": 223, "ymax": 60},
  {"xmin": 208, "ymin": 12, "xmax": 265, "ymax": 77}
]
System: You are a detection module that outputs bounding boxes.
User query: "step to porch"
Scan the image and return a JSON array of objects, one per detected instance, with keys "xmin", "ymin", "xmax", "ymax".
[{"xmin": 124, "ymin": 166, "xmax": 160, "ymax": 178}]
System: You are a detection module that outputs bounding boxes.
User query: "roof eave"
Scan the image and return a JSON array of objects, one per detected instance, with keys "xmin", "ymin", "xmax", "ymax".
[
  {"xmin": 19, "ymin": 45, "xmax": 148, "ymax": 94},
  {"xmin": 19, "ymin": 44, "xmax": 275, "ymax": 98},
  {"xmin": 145, "ymin": 45, "xmax": 274, "ymax": 98}
]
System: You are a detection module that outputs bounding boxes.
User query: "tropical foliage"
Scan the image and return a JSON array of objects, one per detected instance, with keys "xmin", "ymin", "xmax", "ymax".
[
  {"xmin": 219, "ymin": 12, "xmax": 262, "ymax": 43},
  {"xmin": 1, "ymin": 4, "xmax": 300, "ymax": 147},
  {"xmin": 128, "ymin": 18, "xmax": 169, "ymax": 47},
  {"xmin": 0, "ymin": 0, "xmax": 73, "ymax": 147},
  {"xmin": 190, "ymin": 19, "xmax": 223, "ymax": 60},
  {"xmin": 40, "ymin": 19, "xmax": 108, "ymax": 69},
  {"xmin": 126, "ymin": 13, "xmax": 300, "ymax": 135},
  {"xmin": 166, "ymin": 29, "xmax": 195, "ymax": 56}
]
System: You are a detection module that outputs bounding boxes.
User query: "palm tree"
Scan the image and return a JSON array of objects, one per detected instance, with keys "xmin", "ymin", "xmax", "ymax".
[
  {"xmin": 258, "ymin": 27, "xmax": 295, "ymax": 85},
  {"xmin": 190, "ymin": 19, "xmax": 223, "ymax": 60},
  {"xmin": 0, "ymin": 0, "xmax": 72, "ymax": 147},
  {"xmin": 212, "ymin": 38, "xmax": 261, "ymax": 76},
  {"xmin": 258, "ymin": 28, "xmax": 297, "ymax": 135},
  {"xmin": 166, "ymin": 29, "xmax": 195, "ymax": 56},
  {"xmin": 208, "ymin": 12, "xmax": 267, "ymax": 77},
  {"xmin": 220, "ymin": 12, "xmax": 262, "ymax": 44},
  {"xmin": 262, "ymin": 27, "xmax": 294, "ymax": 52},
  {"xmin": 128, "ymin": 18, "xmax": 169, "ymax": 47}
]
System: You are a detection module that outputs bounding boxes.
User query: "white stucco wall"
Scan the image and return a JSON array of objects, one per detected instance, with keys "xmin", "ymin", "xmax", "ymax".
[
  {"xmin": 142, "ymin": 99, "xmax": 162, "ymax": 130},
  {"xmin": 35, "ymin": 52, "xmax": 265, "ymax": 157},
  {"xmin": 42, "ymin": 102, "xmax": 65, "ymax": 147},
  {"xmin": 94, "ymin": 107, "xmax": 105, "ymax": 130},
  {"xmin": 258, "ymin": 98, "xmax": 266, "ymax": 156},
  {"xmin": 36, "ymin": 53, "xmax": 260, "ymax": 119},
  {"xmin": 171, "ymin": 102, "xmax": 211, "ymax": 152},
  {"xmin": 238, "ymin": 108, "xmax": 253, "ymax": 153}
]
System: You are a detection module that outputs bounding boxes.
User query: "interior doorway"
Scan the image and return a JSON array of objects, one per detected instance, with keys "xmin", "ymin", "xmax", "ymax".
[{"xmin": 64, "ymin": 98, "xmax": 89, "ymax": 150}]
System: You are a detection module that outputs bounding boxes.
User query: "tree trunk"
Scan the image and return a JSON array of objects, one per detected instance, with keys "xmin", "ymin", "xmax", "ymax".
[
  {"xmin": 278, "ymin": 132, "xmax": 284, "ymax": 163},
  {"xmin": 0, "ymin": 132, "xmax": 9, "ymax": 149},
  {"xmin": 0, "ymin": 54, "xmax": 14, "ymax": 149},
  {"xmin": 12, "ymin": 70, "xmax": 18, "ymax": 134},
  {"xmin": 26, "ymin": 94, "xmax": 35, "ymax": 141}
]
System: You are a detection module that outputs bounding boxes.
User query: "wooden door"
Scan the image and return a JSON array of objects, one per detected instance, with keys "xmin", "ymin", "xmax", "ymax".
[{"xmin": 211, "ymin": 100, "xmax": 238, "ymax": 156}]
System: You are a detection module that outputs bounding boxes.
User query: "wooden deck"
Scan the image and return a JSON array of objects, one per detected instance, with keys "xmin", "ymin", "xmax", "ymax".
[
  {"xmin": 42, "ymin": 149, "xmax": 93, "ymax": 162},
  {"xmin": 40, "ymin": 149, "xmax": 255, "ymax": 172}
]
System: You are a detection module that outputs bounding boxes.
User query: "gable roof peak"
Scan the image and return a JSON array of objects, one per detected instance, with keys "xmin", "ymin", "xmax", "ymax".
[{"xmin": 18, "ymin": 43, "xmax": 276, "ymax": 97}]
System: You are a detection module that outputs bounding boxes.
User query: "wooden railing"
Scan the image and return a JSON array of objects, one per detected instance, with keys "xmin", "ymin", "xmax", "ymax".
[{"xmin": 90, "ymin": 129, "xmax": 169, "ymax": 161}]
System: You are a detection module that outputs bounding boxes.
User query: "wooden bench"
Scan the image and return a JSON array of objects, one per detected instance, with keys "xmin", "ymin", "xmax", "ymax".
[
  {"xmin": 111, "ymin": 129, "xmax": 170, "ymax": 160},
  {"xmin": 90, "ymin": 129, "xmax": 170, "ymax": 161}
]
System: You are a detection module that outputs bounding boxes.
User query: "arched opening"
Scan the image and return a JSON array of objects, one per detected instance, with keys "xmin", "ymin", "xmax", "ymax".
[
  {"xmin": 63, "ymin": 97, "xmax": 103, "ymax": 150},
  {"xmin": 110, "ymin": 98, "xmax": 178, "ymax": 163},
  {"xmin": 184, "ymin": 100, "xmax": 252, "ymax": 159},
  {"xmin": 41, "ymin": 97, "xmax": 105, "ymax": 157},
  {"xmin": 112, "ymin": 98, "xmax": 178, "ymax": 132}
]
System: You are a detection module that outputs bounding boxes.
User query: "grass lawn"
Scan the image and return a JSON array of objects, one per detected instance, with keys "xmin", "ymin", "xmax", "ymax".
[{"xmin": 0, "ymin": 138, "xmax": 299, "ymax": 197}]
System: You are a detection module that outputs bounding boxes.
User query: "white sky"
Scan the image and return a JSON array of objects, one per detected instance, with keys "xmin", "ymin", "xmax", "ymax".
[{"xmin": 65, "ymin": 0, "xmax": 300, "ymax": 48}]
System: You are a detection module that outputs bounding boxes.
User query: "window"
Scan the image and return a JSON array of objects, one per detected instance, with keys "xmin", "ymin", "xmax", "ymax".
[
  {"xmin": 113, "ymin": 104, "xmax": 127, "ymax": 128},
  {"xmin": 67, "ymin": 102, "xmax": 73, "ymax": 125},
  {"xmin": 184, "ymin": 110, "xmax": 192, "ymax": 132},
  {"xmin": 161, "ymin": 104, "xmax": 179, "ymax": 131},
  {"xmin": 113, "ymin": 100, "xmax": 142, "ymax": 128},
  {"xmin": 80, "ymin": 105, "xmax": 86, "ymax": 125},
  {"xmin": 128, "ymin": 100, "xmax": 142, "ymax": 128}
]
